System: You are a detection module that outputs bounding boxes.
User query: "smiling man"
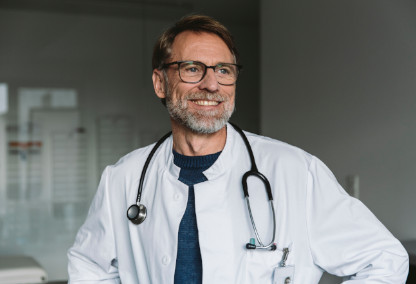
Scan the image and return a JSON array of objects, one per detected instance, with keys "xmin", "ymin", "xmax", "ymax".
[
  {"xmin": 152, "ymin": 25, "xmax": 237, "ymax": 154},
  {"xmin": 68, "ymin": 15, "xmax": 409, "ymax": 284}
]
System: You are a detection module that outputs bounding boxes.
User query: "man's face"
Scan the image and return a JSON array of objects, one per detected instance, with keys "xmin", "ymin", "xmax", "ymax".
[{"xmin": 153, "ymin": 31, "xmax": 236, "ymax": 134}]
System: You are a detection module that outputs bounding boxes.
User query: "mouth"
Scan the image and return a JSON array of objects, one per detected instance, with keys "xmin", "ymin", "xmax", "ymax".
[{"xmin": 191, "ymin": 99, "xmax": 221, "ymax": 106}]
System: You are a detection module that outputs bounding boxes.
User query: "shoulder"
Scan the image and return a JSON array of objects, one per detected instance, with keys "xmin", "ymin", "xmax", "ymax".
[
  {"xmin": 105, "ymin": 142, "xmax": 159, "ymax": 178},
  {"xmin": 242, "ymin": 130, "xmax": 313, "ymax": 171},
  {"xmin": 242, "ymin": 131, "xmax": 342, "ymax": 190}
]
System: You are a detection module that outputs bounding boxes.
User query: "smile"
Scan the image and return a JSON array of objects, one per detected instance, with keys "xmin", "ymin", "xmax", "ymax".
[{"xmin": 192, "ymin": 100, "xmax": 220, "ymax": 106}]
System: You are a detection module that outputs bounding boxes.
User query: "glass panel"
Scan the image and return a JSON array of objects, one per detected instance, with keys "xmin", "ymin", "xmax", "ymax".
[
  {"xmin": 0, "ymin": 87, "xmax": 90, "ymax": 279},
  {"xmin": 0, "ymin": 84, "xmax": 160, "ymax": 280},
  {"xmin": 0, "ymin": 10, "xmax": 182, "ymax": 282},
  {"xmin": 96, "ymin": 115, "xmax": 135, "ymax": 175}
]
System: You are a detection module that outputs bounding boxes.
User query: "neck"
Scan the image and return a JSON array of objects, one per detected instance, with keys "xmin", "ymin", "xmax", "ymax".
[{"xmin": 171, "ymin": 119, "xmax": 227, "ymax": 156}]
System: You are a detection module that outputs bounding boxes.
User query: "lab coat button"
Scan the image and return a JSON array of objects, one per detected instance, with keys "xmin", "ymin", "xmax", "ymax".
[
  {"xmin": 174, "ymin": 193, "xmax": 181, "ymax": 201},
  {"xmin": 162, "ymin": 255, "xmax": 170, "ymax": 265}
]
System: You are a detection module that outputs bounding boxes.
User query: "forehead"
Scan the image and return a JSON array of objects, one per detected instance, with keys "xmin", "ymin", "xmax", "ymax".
[{"xmin": 170, "ymin": 31, "xmax": 234, "ymax": 63}]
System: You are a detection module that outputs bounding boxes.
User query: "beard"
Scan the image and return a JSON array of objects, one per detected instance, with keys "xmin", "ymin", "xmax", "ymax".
[{"xmin": 165, "ymin": 89, "xmax": 235, "ymax": 134}]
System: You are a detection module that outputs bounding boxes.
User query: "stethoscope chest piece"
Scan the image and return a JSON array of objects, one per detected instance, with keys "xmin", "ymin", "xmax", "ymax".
[{"xmin": 127, "ymin": 204, "xmax": 147, "ymax": 225}]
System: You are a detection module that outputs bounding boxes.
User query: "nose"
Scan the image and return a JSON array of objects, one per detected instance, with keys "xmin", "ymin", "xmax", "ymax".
[{"xmin": 198, "ymin": 68, "xmax": 220, "ymax": 92}]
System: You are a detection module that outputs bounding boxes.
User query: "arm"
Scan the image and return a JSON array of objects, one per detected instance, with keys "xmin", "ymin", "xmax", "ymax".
[
  {"xmin": 306, "ymin": 157, "xmax": 409, "ymax": 283},
  {"xmin": 68, "ymin": 167, "xmax": 120, "ymax": 283}
]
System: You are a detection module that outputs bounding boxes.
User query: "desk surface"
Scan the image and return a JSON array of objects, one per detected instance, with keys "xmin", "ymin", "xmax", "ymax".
[{"xmin": 0, "ymin": 256, "xmax": 47, "ymax": 284}]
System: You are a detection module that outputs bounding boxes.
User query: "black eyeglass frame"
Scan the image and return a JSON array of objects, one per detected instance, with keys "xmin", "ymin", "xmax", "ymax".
[{"xmin": 162, "ymin": 60, "xmax": 242, "ymax": 86}]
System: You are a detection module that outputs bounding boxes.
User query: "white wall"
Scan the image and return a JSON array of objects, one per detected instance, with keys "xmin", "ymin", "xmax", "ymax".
[{"xmin": 261, "ymin": 0, "xmax": 416, "ymax": 282}]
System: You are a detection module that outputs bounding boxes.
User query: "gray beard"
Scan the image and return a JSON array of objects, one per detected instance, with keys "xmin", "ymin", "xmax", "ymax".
[{"xmin": 165, "ymin": 91, "xmax": 235, "ymax": 134}]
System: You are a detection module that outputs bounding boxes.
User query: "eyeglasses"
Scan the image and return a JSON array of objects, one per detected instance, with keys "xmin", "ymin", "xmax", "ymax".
[{"xmin": 162, "ymin": 61, "xmax": 241, "ymax": 86}]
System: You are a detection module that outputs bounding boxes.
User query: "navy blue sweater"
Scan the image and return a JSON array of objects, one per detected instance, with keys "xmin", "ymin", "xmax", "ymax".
[{"xmin": 172, "ymin": 150, "xmax": 221, "ymax": 284}]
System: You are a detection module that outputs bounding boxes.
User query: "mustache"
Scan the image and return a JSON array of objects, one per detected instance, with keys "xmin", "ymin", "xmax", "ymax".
[{"xmin": 185, "ymin": 92, "xmax": 226, "ymax": 102}]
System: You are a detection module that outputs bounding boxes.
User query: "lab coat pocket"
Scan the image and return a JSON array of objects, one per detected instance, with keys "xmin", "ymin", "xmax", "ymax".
[{"xmin": 245, "ymin": 249, "xmax": 283, "ymax": 284}]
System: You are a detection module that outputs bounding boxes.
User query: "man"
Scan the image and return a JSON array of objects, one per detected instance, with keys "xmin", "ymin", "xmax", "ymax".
[{"xmin": 68, "ymin": 15, "xmax": 409, "ymax": 283}]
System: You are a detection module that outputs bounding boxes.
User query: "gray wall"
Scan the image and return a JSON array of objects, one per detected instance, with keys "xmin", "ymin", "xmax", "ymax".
[
  {"xmin": 261, "ymin": 0, "xmax": 416, "ymax": 282},
  {"xmin": 0, "ymin": 6, "xmax": 259, "ymax": 280},
  {"xmin": 0, "ymin": 6, "xmax": 260, "ymax": 182}
]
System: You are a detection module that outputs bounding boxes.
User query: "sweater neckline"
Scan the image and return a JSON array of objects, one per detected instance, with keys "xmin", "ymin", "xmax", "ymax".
[{"xmin": 172, "ymin": 149, "xmax": 222, "ymax": 170}]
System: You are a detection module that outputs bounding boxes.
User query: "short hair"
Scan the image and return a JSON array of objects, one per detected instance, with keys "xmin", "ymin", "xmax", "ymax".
[{"xmin": 152, "ymin": 14, "xmax": 239, "ymax": 70}]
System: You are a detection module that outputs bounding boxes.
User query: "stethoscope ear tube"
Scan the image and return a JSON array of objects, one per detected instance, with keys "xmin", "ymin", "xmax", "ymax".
[
  {"xmin": 234, "ymin": 122, "xmax": 276, "ymax": 251},
  {"xmin": 242, "ymin": 170, "xmax": 273, "ymax": 201},
  {"xmin": 245, "ymin": 195, "xmax": 277, "ymax": 249}
]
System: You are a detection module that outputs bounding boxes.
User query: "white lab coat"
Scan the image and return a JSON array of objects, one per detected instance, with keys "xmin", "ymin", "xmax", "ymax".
[{"xmin": 68, "ymin": 124, "xmax": 409, "ymax": 283}]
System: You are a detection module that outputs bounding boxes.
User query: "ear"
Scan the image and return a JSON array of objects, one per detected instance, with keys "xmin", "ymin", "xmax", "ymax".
[{"xmin": 152, "ymin": 69, "xmax": 166, "ymax": 99}]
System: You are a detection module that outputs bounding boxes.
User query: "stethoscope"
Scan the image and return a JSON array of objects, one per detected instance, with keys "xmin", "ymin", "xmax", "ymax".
[{"xmin": 127, "ymin": 123, "xmax": 277, "ymax": 251}]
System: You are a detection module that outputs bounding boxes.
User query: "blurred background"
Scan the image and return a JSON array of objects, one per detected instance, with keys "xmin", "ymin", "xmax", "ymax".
[{"xmin": 0, "ymin": 0, "xmax": 414, "ymax": 283}]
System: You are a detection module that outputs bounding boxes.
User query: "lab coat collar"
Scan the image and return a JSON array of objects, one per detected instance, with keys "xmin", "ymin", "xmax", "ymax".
[
  {"xmin": 203, "ymin": 123, "xmax": 237, "ymax": 180},
  {"xmin": 164, "ymin": 123, "xmax": 239, "ymax": 181}
]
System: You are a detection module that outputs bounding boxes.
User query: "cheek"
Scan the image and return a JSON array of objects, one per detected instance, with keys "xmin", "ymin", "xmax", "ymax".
[
  {"xmin": 175, "ymin": 88, "xmax": 207, "ymax": 103},
  {"xmin": 169, "ymin": 82, "xmax": 191, "ymax": 99},
  {"xmin": 226, "ymin": 89, "xmax": 236, "ymax": 102},
  {"xmin": 166, "ymin": 86, "xmax": 179, "ymax": 101}
]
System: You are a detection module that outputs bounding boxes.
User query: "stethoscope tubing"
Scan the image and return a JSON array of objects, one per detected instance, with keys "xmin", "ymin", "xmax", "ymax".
[
  {"xmin": 135, "ymin": 131, "xmax": 172, "ymax": 204},
  {"xmin": 246, "ymin": 198, "xmax": 277, "ymax": 249},
  {"xmin": 128, "ymin": 123, "xmax": 277, "ymax": 251}
]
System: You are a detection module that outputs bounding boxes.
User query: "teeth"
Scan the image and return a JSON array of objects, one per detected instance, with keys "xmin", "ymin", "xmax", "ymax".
[{"xmin": 194, "ymin": 100, "xmax": 219, "ymax": 106}]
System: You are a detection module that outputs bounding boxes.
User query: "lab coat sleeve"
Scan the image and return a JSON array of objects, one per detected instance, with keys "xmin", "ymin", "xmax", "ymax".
[
  {"xmin": 68, "ymin": 166, "xmax": 120, "ymax": 284},
  {"xmin": 306, "ymin": 156, "xmax": 409, "ymax": 283}
]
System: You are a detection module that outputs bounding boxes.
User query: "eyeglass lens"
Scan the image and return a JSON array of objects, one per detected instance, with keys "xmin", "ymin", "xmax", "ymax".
[{"xmin": 178, "ymin": 61, "xmax": 238, "ymax": 85}]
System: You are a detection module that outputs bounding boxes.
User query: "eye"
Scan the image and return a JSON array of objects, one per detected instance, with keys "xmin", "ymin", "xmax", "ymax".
[
  {"xmin": 181, "ymin": 63, "xmax": 203, "ymax": 74},
  {"xmin": 216, "ymin": 65, "xmax": 233, "ymax": 76},
  {"xmin": 187, "ymin": 67, "xmax": 199, "ymax": 73},
  {"xmin": 218, "ymin": 68, "xmax": 230, "ymax": 75}
]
